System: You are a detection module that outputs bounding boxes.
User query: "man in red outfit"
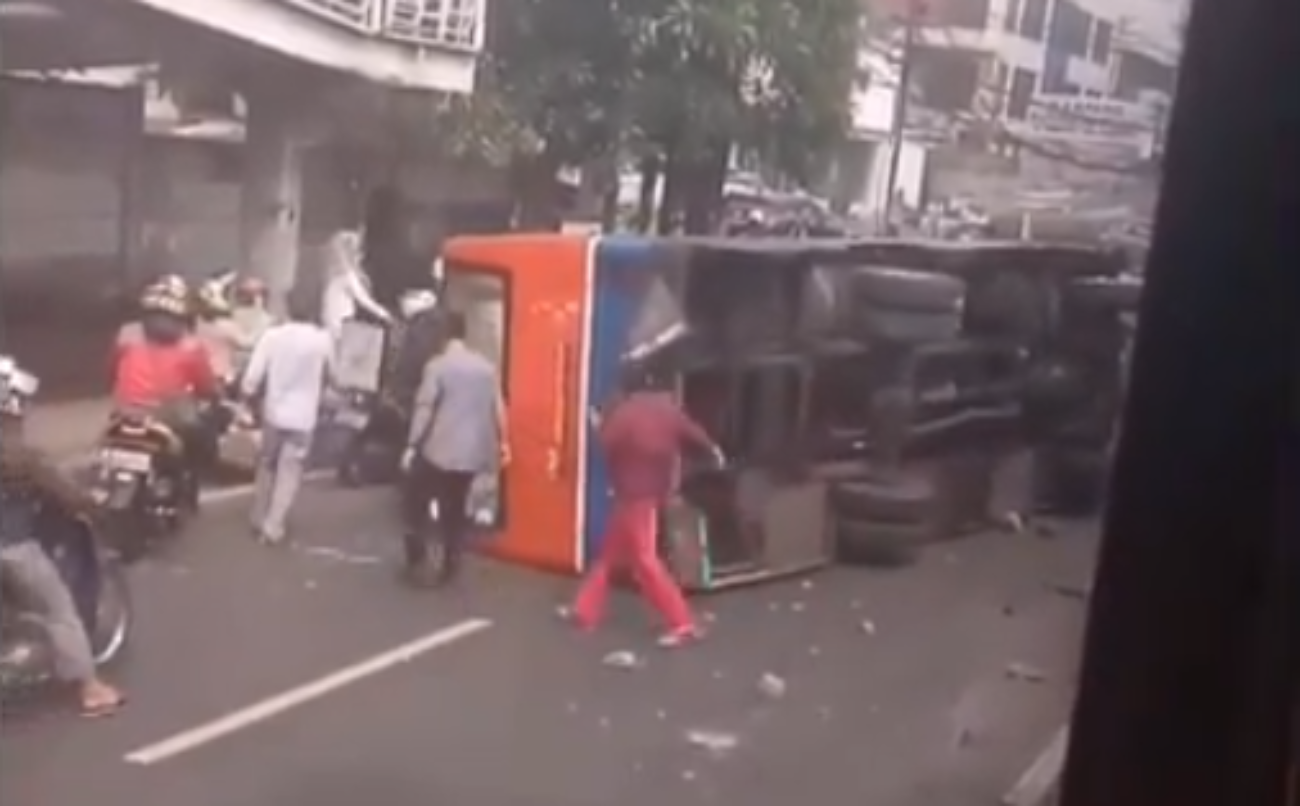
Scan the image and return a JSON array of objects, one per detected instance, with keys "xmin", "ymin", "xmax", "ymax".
[{"xmin": 567, "ymin": 365, "xmax": 724, "ymax": 647}]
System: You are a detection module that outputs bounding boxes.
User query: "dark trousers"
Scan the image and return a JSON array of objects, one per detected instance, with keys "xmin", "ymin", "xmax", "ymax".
[{"xmin": 401, "ymin": 457, "xmax": 475, "ymax": 578}]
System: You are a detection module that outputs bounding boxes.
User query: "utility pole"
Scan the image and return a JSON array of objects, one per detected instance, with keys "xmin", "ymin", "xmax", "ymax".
[{"xmin": 880, "ymin": 0, "xmax": 924, "ymax": 233}]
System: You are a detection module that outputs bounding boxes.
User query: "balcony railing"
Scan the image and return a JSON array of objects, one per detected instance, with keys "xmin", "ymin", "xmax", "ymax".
[{"xmin": 280, "ymin": 0, "xmax": 483, "ymax": 52}]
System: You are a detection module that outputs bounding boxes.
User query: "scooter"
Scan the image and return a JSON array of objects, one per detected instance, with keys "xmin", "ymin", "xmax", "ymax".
[
  {"xmin": 92, "ymin": 398, "xmax": 236, "ymax": 562},
  {"xmin": 0, "ymin": 498, "xmax": 132, "ymax": 698}
]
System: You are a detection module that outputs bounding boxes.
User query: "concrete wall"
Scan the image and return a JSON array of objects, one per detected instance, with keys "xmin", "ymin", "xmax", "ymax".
[{"xmin": 0, "ymin": 79, "xmax": 509, "ymax": 398}]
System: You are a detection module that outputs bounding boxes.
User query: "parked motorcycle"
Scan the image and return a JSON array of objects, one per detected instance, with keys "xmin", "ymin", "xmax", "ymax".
[
  {"xmin": 335, "ymin": 389, "xmax": 405, "ymax": 487},
  {"xmin": 0, "ymin": 498, "xmax": 132, "ymax": 697}
]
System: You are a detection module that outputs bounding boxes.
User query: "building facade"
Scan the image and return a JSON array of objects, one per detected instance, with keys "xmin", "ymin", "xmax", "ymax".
[{"xmin": 892, "ymin": 0, "xmax": 1182, "ymax": 121}]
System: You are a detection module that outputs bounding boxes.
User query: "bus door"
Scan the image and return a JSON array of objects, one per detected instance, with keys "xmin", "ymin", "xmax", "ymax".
[{"xmin": 441, "ymin": 260, "xmax": 585, "ymax": 570}]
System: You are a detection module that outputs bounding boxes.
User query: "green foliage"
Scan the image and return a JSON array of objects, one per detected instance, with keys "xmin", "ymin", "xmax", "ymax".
[{"xmin": 438, "ymin": 0, "xmax": 862, "ymax": 184}]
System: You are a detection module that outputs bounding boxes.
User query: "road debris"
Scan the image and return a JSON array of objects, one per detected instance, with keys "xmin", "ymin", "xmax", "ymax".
[
  {"xmin": 758, "ymin": 673, "xmax": 787, "ymax": 699},
  {"xmin": 602, "ymin": 650, "xmax": 643, "ymax": 669},
  {"xmin": 789, "ymin": 601, "xmax": 806, "ymax": 613},
  {"xmin": 1005, "ymin": 662, "xmax": 1049, "ymax": 683},
  {"xmin": 860, "ymin": 619, "xmax": 877, "ymax": 635},
  {"xmin": 685, "ymin": 729, "xmax": 740, "ymax": 757}
]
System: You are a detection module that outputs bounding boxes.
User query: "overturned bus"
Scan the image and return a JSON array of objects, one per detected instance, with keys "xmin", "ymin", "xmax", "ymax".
[{"xmin": 438, "ymin": 234, "xmax": 1141, "ymax": 591}]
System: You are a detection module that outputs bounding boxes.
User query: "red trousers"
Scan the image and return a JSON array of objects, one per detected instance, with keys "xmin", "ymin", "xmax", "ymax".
[{"xmin": 572, "ymin": 498, "xmax": 694, "ymax": 631}]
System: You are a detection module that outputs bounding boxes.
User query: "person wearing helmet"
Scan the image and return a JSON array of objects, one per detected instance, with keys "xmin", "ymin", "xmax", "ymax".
[
  {"xmin": 112, "ymin": 277, "xmax": 221, "ymax": 475},
  {"xmin": 194, "ymin": 274, "xmax": 237, "ymax": 380},
  {"xmin": 113, "ymin": 277, "xmax": 218, "ymax": 407},
  {"xmin": 193, "ymin": 272, "xmax": 274, "ymax": 382},
  {"xmin": 0, "ymin": 357, "xmax": 127, "ymax": 717}
]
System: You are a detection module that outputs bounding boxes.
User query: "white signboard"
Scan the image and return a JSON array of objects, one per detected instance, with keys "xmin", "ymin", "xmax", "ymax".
[
  {"xmin": 1011, "ymin": 91, "xmax": 1171, "ymax": 158},
  {"xmin": 333, "ymin": 319, "xmax": 387, "ymax": 393}
]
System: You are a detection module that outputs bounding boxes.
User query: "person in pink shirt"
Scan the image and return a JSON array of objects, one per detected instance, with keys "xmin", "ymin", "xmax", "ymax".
[{"xmin": 564, "ymin": 365, "xmax": 724, "ymax": 647}]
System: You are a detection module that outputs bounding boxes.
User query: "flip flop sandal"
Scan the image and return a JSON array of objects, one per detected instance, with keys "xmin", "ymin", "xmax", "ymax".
[{"xmin": 80, "ymin": 695, "xmax": 127, "ymax": 719}]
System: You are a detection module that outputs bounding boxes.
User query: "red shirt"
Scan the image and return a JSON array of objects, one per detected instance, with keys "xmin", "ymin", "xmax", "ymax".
[
  {"xmin": 112, "ymin": 337, "xmax": 218, "ymax": 409},
  {"xmin": 599, "ymin": 392, "xmax": 713, "ymax": 501}
]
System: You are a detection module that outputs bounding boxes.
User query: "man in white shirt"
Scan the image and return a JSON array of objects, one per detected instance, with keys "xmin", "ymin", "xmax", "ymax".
[{"xmin": 241, "ymin": 293, "xmax": 333, "ymax": 544}]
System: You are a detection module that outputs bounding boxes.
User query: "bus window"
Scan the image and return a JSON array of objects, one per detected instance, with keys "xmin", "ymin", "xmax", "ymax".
[
  {"xmin": 438, "ymin": 265, "xmax": 509, "ymax": 527},
  {"xmin": 441, "ymin": 268, "xmax": 507, "ymax": 378}
]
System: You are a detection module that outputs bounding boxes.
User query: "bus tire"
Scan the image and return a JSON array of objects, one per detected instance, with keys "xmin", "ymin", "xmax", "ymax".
[
  {"xmin": 828, "ymin": 476, "xmax": 934, "ymax": 524},
  {"xmin": 834, "ymin": 519, "xmax": 931, "ymax": 568}
]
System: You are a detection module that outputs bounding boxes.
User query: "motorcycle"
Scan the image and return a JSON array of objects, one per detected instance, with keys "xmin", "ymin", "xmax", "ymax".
[
  {"xmin": 332, "ymin": 312, "xmax": 407, "ymax": 488},
  {"xmin": 91, "ymin": 400, "xmax": 233, "ymax": 561},
  {"xmin": 335, "ymin": 390, "xmax": 406, "ymax": 487},
  {"xmin": 0, "ymin": 498, "xmax": 132, "ymax": 698}
]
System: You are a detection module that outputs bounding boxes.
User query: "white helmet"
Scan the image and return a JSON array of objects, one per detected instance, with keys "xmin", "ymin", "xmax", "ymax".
[
  {"xmin": 399, "ymin": 289, "xmax": 439, "ymax": 318},
  {"xmin": 0, "ymin": 355, "xmax": 40, "ymax": 417}
]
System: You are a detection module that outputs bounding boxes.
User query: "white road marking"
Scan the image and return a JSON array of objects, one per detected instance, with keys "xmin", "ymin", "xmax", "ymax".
[{"xmin": 123, "ymin": 618, "xmax": 494, "ymax": 766}]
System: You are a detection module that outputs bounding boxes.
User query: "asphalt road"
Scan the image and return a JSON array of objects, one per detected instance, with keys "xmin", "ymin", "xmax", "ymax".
[{"xmin": 1, "ymin": 483, "xmax": 1097, "ymax": 806}]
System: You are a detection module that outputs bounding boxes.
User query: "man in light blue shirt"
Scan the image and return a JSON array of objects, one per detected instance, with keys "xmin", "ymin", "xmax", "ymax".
[
  {"xmin": 401, "ymin": 310, "xmax": 507, "ymax": 586},
  {"xmin": 241, "ymin": 293, "xmax": 333, "ymax": 544}
]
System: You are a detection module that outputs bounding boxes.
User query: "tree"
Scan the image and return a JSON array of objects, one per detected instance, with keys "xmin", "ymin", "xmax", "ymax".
[
  {"xmin": 432, "ymin": 0, "xmax": 862, "ymax": 230},
  {"xmin": 448, "ymin": 0, "xmax": 645, "ymax": 225},
  {"xmin": 627, "ymin": 0, "xmax": 863, "ymax": 231}
]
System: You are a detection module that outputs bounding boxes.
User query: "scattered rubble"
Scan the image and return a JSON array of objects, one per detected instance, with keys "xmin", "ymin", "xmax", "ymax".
[
  {"xmin": 758, "ymin": 673, "xmax": 787, "ymax": 699},
  {"xmin": 685, "ymin": 729, "xmax": 739, "ymax": 757},
  {"xmin": 602, "ymin": 650, "xmax": 643, "ymax": 669},
  {"xmin": 1005, "ymin": 662, "xmax": 1049, "ymax": 683}
]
